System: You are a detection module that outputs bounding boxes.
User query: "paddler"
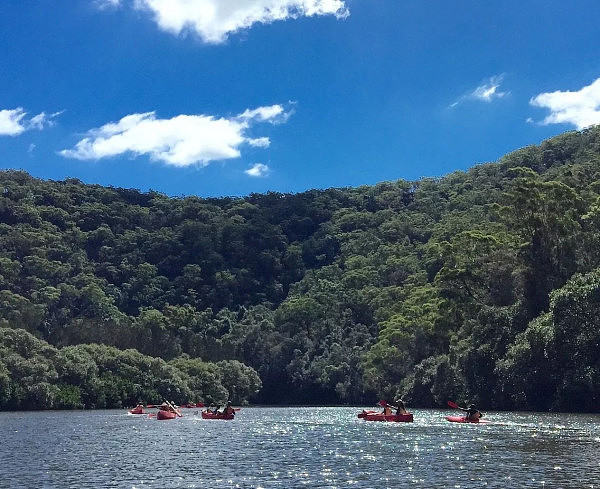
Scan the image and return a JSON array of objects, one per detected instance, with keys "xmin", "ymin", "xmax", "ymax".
[
  {"xmin": 380, "ymin": 401, "xmax": 392, "ymax": 416},
  {"xmin": 222, "ymin": 401, "xmax": 235, "ymax": 417},
  {"xmin": 159, "ymin": 401, "xmax": 175, "ymax": 413},
  {"xmin": 394, "ymin": 399, "xmax": 408, "ymax": 415},
  {"xmin": 464, "ymin": 404, "xmax": 482, "ymax": 421},
  {"xmin": 129, "ymin": 403, "xmax": 144, "ymax": 414}
]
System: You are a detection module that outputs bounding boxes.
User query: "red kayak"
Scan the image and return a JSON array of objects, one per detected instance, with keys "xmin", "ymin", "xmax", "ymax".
[
  {"xmin": 445, "ymin": 415, "xmax": 490, "ymax": 424},
  {"xmin": 128, "ymin": 406, "xmax": 145, "ymax": 415},
  {"xmin": 358, "ymin": 410, "xmax": 413, "ymax": 422},
  {"xmin": 179, "ymin": 402, "xmax": 205, "ymax": 408},
  {"xmin": 157, "ymin": 410, "xmax": 177, "ymax": 420},
  {"xmin": 201, "ymin": 410, "xmax": 235, "ymax": 420}
]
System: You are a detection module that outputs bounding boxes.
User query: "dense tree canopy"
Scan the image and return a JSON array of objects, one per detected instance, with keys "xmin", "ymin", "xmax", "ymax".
[
  {"xmin": 1, "ymin": 126, "xmax": 600, "ymax": 411},
  {"xmin": 0, "ymin": 327, "xmax": 261, "ymax": 409}
]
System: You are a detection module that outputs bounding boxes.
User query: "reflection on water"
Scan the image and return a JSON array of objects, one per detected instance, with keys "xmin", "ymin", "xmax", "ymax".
[{"xmin": 1, "ymin": 408, "xmax": 598, "ymax": 488}]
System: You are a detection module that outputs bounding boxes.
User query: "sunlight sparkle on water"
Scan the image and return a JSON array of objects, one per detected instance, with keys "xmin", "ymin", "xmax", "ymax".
[{"xmin": 1, "ymin": 408, "xmax": 599, "ymax": 488}]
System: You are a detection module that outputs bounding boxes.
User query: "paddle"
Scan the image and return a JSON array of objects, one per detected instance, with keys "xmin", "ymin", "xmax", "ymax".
[
  {"xmin": 379, "ymin": 399, "xmax": 396, "ymax": 408},
  {"xmin": 166, "ymin": 400, "xmax": 183, "ymax": 417},
  {"xmin": 447, "ymin": 400, "xmax": 465, "ymax": 410},
  {"xmin": 156, "ymin": 400, "xmax": 182, "ymax": 417},
  {"xmin": 378, "ymin": 400, "xmax": 398, "ymax": 415}
]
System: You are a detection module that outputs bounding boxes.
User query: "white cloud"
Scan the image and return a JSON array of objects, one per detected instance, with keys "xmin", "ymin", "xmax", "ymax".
[
  {"xmin": 530, "ymin": 77, "xmax": 600, "ymax": 130},
  {"xmin": 247, "ymin": 137, "xmax": 271, "ymax": 148},
  {"xmin": 96, "ymin": 0, "xmax": 122, "ymax": 7},
  {"xmin": 450, "ymin": 75, "xmax": 507, "ymax": 108},
  {"xmin": 115, "ymin": 0, "xmax": 349, "ymax": 43},
  {"xmin": 29, "ymin": 111, "xmax": 62, "ymax": 130},
  {"xmin": 245, "ymin": 163, "xmax": 270, "ymax": 177},
  {"xmin": 0, "ymin": 108, "xmax": 60, "ymax": 136},
  {"xmin": 470, "ymin": 75, "xmax": 507, "ymax": 102},
  {"xmin": 239, "ymin": 104, "xmax": 289, "ymax": 122},
  {"xmin": 0, "ymin": 108, "xmax": 27, "ymax": 136},
  {"xmin": 60, "ymin": 105, "xmax": 291, "ymax": 167}
]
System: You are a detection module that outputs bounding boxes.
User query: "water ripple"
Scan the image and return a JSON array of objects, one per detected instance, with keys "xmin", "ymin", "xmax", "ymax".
[{"xmin": 0, "ymin": 408, "xmax": 598, "ymax": 488}]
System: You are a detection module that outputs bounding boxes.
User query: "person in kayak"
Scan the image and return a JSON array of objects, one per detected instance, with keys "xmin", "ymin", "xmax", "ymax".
[
  {"xmin": 159, "ymin": 401, "xmax": 176, "ymax": 413},
  {"xmin": 380, "ymin": 404, "xmax": 392, "ymax": 415},
  {"xmin": 394, "ymin": 399, "xmax": 408, "ymax": 415},
  {"xmin": 464, "ymin": 404, "xmax": 482, "ymax": 421},
  {"xmin": 129, "ymin": 403, "xmax": 145, "ymax": 414},
  {"xmin": 222, "ymin": 401, "xmax": 235, "ymax": 417}
]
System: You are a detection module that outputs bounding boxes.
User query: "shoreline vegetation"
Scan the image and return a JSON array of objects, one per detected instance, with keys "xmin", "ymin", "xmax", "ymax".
[{"xmin": 2, "ymin": 126, "xmax": 600, "ymax": 413}]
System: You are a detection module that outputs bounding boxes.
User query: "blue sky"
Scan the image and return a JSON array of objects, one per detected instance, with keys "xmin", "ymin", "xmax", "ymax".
[{"xmin": 1, "ymin": 0, "xmax": 599, "ymax": 198}]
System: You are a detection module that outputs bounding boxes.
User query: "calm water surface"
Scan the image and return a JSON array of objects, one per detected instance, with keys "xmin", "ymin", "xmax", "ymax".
[{"xmin": 1, "ymin": 407, "xmax": 598, "ymax": 488}]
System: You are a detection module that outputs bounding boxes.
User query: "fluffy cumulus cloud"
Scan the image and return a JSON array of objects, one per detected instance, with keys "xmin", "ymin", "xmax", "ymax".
[
  {"xmin": 60, "ymin": 105, "xmax": 290, "ymax": 167},
  {"xmin": 108, "ymin": 0, "xmax": 348, "ymax": 43},
  {"xmin": 0, "ymin": 108, "xmax": 60, "ymax": 136},
  {"xmin": 245, "ymin": 163, "xmax": 270, "ymax": 177},
  {"xmin": 530, "ymin": 77, "xmax": 600, "ymax": 130},
  {"xmin": 0, "ymin": 108, "xmax": 27, "ymax": 136}
]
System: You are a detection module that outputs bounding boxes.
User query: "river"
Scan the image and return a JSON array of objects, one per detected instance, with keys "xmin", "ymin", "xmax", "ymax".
[{"xmin": 1, "ymin": 407, "xmax": 598, "ymax": 488}]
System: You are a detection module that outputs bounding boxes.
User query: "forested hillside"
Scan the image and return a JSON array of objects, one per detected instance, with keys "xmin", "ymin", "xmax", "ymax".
[{"xmin": 2, "ymin": 126, "xmax": 600, "ymax": 411}]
